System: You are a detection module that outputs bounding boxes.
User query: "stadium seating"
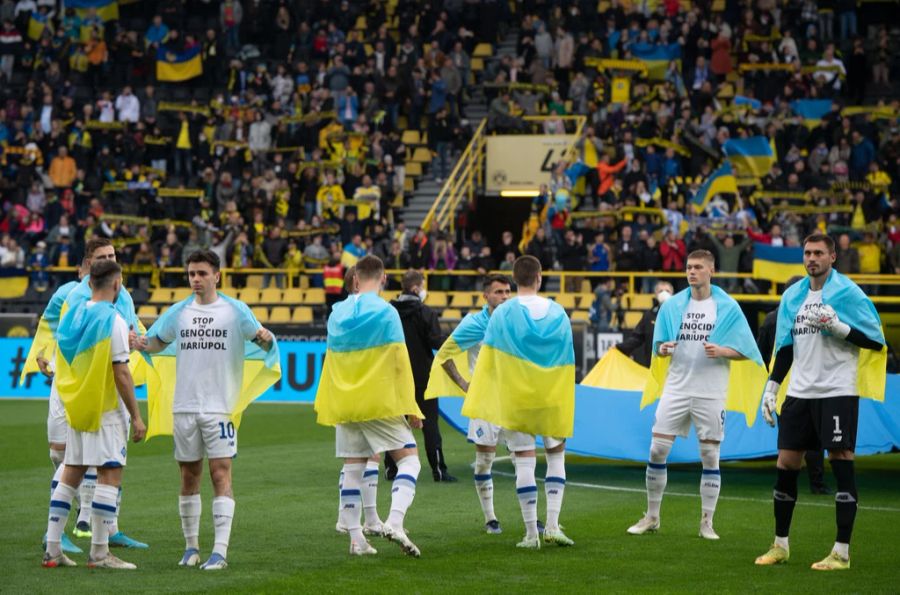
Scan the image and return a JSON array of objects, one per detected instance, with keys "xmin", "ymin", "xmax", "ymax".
[{"xmin": 291, "ymin": 306, "xmax": 314, "ymax": 323}]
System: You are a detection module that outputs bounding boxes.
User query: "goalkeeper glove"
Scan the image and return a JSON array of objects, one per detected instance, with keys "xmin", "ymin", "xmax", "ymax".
[{"xmin": 762, "ymin": 380, "xmax": 779, "ymax": 427}]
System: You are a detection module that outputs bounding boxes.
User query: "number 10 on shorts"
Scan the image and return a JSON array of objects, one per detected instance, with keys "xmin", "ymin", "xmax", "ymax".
[{"xmin": 218, "ymin": 422, "xmax": 235, "ymax": 440}]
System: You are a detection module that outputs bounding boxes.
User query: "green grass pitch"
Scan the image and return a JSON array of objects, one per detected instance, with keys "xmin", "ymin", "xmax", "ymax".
[{"xmin": 2, "ymin": 399, "xmax": 899, "ymax": 593}]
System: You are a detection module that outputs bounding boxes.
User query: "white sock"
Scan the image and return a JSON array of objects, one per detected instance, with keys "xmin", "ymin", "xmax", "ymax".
[
  {"xmin": 212, "ymin": 496, "xmax": 235, "ymax": 558},
  {"xmin": 646, "ymin": 437, "xmax": 673, "ymax": 519},
  {"xmin": 514, "ymin": 454, "xmax": 538, "ymax": 539},
  {"xmin": 50, "ymin": 463, "xmax": 64, "ymax": 498},
  {"xmin": 49, "ymin": 448, "xmax": 65, "ymax": 469},
  {"xmin": 474, "ymin": 451, "xmax": 496, "ymax": 523},
  {"xmin": 77, "ymin": 469, "xmax": 97, "ymax": 526},
  {"xmin": 337, "ymin": 469, "xmax": 344, "ymax": 516},
  {"xmin": 833, "ymin": 541, "xmax": 849, "ymax": 559},
  {"xmin": 340, "ymin": 463, "xmax": 366, "ymax": 544},
  {"xmin": 91, "ymin": 483, "xmax": 118, "ymax": 560},
  {"xmin": 179, "ymin": 494, "xmax": 201, "ymax": 550},
  {"xmin": 699, "ymin": 442, "xmax": 721, "ymax": 522},
  {"xmin": 362, "ymin": 460, "xmax": 381, "ymax": 526},
  {"xmin": 545, "ymin": 450, "xmax": 566, "ymax": 532},
  {"xmin": 386, "ymin": 455, "xmax": 420, "ymax": 531},
  {"xmin": 775, "ymin": 535, "xmax": 789, "ymax": 550},
  {"xmin": 47, "ymin": 482, "xmax": 77, "ymax": 557},
  {"xmin": 109, "ymin": 483, "xmax": 121, "ymax": 535}
]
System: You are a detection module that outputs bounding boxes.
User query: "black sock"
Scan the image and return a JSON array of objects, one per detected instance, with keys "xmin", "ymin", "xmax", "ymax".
[
  {"xmin": 774, "ymin": 467, "xmax": 800, "ymax": 538},
  {"xmin": 830, "ymin": 459, "xmax": 858, "ymax": 544}
]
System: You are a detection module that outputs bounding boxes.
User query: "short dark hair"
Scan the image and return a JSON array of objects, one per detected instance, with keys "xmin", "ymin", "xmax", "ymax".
[
  {"xmin": 85, "ymin": 237, "xmax": 112, "ymax": 258},
  {"xmin": 355, "ymin": 254, "xmax": 384, "ymax": 282},
  {"xmin": 803, "ymin": 232, "xmax": 835, "ymax": 253},
  {"xmin": 687, "ymin": 249, "xmax": 716, "ymax": 267},
  {"xmin": 483, "ymin": 274, "xmax": 511, "ymax": 291},
  {"xmin": 513, "ymin": 255, "xmax": 542, "ymax": 288},
  {"xmin": 89, "ymin": 260, "xmax": 121, "ymax": 290},
  {"xmin": 343, "ymin": 265, "xmax": 356, "ymax": 293},
  {"xmin": 401, "ymin": 269, "xmax": 425, "ymax": 292},
  {"xmin": 185, "ymin": 249, "xmax": 221, "ymax": 271}
]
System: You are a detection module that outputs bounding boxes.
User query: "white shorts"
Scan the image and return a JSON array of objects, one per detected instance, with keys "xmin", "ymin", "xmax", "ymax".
[
  {"xmin": 173, "ymin": 413, "xmax": 237, "ymax": 462},
  {"xmin": 335, "ymin": 417, "xmax": 416, "ymax": 459},
  {"xmin": 653, "ymin": 394, "xmax": 725, "ymax": 441},
  {"xmin": 503, "ymin": 430, "xmax": 566, "ymax": 453},
  {"xmin": 467, "ymin": 418, "xmax": 502, "ymax": 447},
  {"xmin": 47, "ymin": 383, "xmax": 68, "ymax": 444},
  {"xmin": 65, "ymin": 421, "xmax": 128, "ymax": 468}
]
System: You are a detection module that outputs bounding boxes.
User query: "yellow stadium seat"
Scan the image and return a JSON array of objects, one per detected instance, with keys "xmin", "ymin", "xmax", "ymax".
[
  {"xmin": 219, "ymin": 287, "xmax": 237, "ymax": 299},
  {"xmin": 577, "ymin": 293, "xmax": 594, "ymax": 308},
  {"xmin": 470, "ymin": 57, "xmax": 484, "ymax": 72},
  {"xmin": 544, "ymin": 293, "xmax": 558, "ymax": 302},
  {"xmin": 159, "ymin": 305, "xmax": 169, "ymax": 315},
  {"xmin": 473, "ymin": 43, "xmax": 493, "ymax": 57},
  {"xmin": 424, "ymin": 292, "xmax": 447, "ymax": 308},
  {"xmin": 269, "ymin": 306, "xmax": 291, "ymax": 323},
  {"xmin": 251, "ymin": 306, "xmax": 269, "ymax": 323},
  {"xmin": 570, "ymin": 310, "xmax": 590, "ymax": 323},
  {"xmin": 292, "ymin": 306, "xmax": 314, "ymax": 323},
  {"xmin": 304, "ymin": 288, "xmax": 326, "ymax": 305},
  {"xmin": 354, "ymin": 15, "xmax": 367, "ymax": 29},
  {"xmin": 401, "ymin": 130, "xmax": 421, "ymax": 145},
  {"xmin": 403, "ymin": 177, "xmax": 415, "ymax": 193},
  {"xmin": 246, "ymin": 275, "xmax": 264, "ymax": 289},
  {"xmin": 420, "ymin": 132, "xmax": 428, "ymax": 146},
  {"xmin": 556, "ymin": 294, "xmax": 578, "ymax": 309},
  {"xmin": 405, "ymin": 161, "xmax": 423, "ymax": 177},
  {"xmin": 238, "ymin": 289, "xmax": 261, "ymax": 304},
  {"xmin": 411, "ymin": 147, "xmax": 432, "ymax": 163},
  {"xmin": 171, "ymin": 287, "xmax": 193, "ymax": 302},
  {"xmin": 137, "ymin": 305, "xmax": 158, "ymax": 319},
  {"xmin": 149, "ymin": 288, "xmax": 171, "ymax": 303},
  {"xmin": 448, "ymin": 293, "xmax": 473, "ymax": 308},
  {"xmin": 441, "ymin": 308, "xmax": 462, "ymax": 321},
  {"xmin": 282, "ymin": 288, "xmax": 303, "ymax": 304},
  {"xmin": 299, "ymin": 275, "xmax": 310, "ymax": 289},
  {"xmin": 580, "ymin": 280, "xmax": 593, "ymax": 294},
  {"xmin": 468, "ymin": 309, "xmax": 482, "ymax": 316},
  {"xmin": 0, "ymin": 276, "xmax": 27, "ymax": 298},
  {"xmin": 629, "ymin": 294, "xmax": 655, "ymax": 311},
  {"xmin": 623, "ymin": 311, "xmax": 643, "ymax": 328},
  {"xmin": 259, "ymin": 288, "xmax": 282, "ymax": 304}
]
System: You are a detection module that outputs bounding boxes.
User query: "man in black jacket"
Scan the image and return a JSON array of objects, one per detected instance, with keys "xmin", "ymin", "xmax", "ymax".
[
  {"xmin": 614, "ymin": 281, "xmax": 673, "ymax": 367},
  {"xmin": 389, "ymin": 270, "xmax": 456, "ymax": 482}
]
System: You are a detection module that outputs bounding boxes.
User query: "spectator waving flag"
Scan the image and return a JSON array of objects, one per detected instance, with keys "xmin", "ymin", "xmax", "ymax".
[
  {"xmin": 722, "ymin": 136, "xmax": 775, "ymax": 178},
  {"xmin": 66, "ymin": 0, "xmax": 119, "ymax": 21},
  {"xmin": 690, "ymin": 161, "xmax": 738, "ymax": 214},
  {"xmin": 790, "ymin": 99, "xmax": 833, "ymax": 128},
  {"xmin": 630, "ymin": 42, "xmax": 681, "ymax": 80},
  {"xmin": 27, "ymin": 11, "xmax": 51, "ymax": 41},
  {"xmin": 156, "ymin": 45, "xmax": 203, "ymax": 82}
]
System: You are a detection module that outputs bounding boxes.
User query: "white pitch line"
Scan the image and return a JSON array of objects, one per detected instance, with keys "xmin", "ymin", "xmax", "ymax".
[{"xmin": 480, "ymin": 457, "xmax": 900, "ymax": 513}]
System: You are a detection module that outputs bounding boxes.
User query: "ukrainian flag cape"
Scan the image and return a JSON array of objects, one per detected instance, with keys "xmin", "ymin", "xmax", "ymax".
[
  {"xmin": 462, "ymin": 298, "xmax": 576, "ymax": 437},
  {"xmin": 424, "ymin": 306, "xmax": 490, "ymax": 400},
  {"xmin": 315, "ymin": 292, "xmax": 422, "ymax": 426},
  {"xmin": 144, "ymin": 293, "xmax": 281, "ymax": 439},
  {"xmin": 19, "ymin": 280, "xmax": 79, "ymax": 384},
  {"xmin": 56, "ymin": 301, "xmax": 119, "ymax": 432},
  {"xmin": 773, "ymin": 269, "xmax": 886, "ymax": 409},
  {"xmin": 641, "ymin": 286, "xmax": 768, "ymax": 426}
]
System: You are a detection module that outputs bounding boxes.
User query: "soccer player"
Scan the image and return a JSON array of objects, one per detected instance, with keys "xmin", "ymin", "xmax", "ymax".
[
  {"xmin": 755, "ymin": 233, "xmax": 885, "ymax": 570},
  {"xmin": 426, "ymin": 274, "xmax": 512, "ymax": 533},
  {"xmin": 43, "ymin": 260, "xmax": 147, "ymax": 569},
  {"xmin": 463, "ymin": 256, "xmax": 576, "ymax": 549},
  {"xmin": 29, "ymin": 238, "xmax": 147, "ymax": 551},
  {"xmin": 138, "ymin": 250, "xmax": 274, "ymax": 570},
  {"xmin": 627, "ymin": 249, "xmax": 763, "ymax": 540},
  {"xmin": 315, "ymin": 255, "xmax": 424, "ymax": 557}
]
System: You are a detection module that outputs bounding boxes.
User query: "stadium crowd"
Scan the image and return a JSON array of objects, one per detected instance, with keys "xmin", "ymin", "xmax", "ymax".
[{"xmin": 0, "ymin": 0, "xmax": 898, "ymax": 309}]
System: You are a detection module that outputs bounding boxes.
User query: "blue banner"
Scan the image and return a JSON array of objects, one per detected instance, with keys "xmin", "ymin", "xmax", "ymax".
[{"xmin": 0, "ymin": 338, "xmax": 324, "ymax": 403}]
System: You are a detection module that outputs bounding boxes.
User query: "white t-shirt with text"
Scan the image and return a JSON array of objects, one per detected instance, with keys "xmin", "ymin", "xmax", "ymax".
[{"xmin": 663, "ymin": 296, "xmax": 730, "ymax": 399}]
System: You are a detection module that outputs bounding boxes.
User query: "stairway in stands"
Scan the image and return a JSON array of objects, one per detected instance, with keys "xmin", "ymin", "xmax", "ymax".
[{"xmin": 399, "ymin": 29, "xmax": 519, "ymax": 230}]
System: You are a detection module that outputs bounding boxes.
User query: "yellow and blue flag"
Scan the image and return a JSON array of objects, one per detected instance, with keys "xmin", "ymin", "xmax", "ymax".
[
  {"xmin": 156, "ymin": 45, "xmax": 203, "ymax": 82},
  {"xmin": 462, "ymin": 298, "xmax": 576, "ymax": 437},
  {"xmin": 315, "ymin": 292, "xmax": 422, "ymax": 426},
  {"xmin": 66, "ymin": 0, "xmax": 119, "ymax": 21},
  {"xmin": 641, "ymin": 286, "xmax": 768, "ymax": 426},
  {"xmin": 630, "ymin": 42, "xmax": 680, "ymax": 80},
  {"xmin": 582, "ymin": 348, "xmax": 649, "ymax": 392},
  {"xmin": 751, "ymin": 243, "xmax": 805, "ymax": 284},
  {"xmin": 733, "ymin": 95, "xmax": 762, "ymax": 110},
  {"xmin": 27, "ymin": 11, "xmax": 51, "ymax": 40},
  {"xmin": 790, "ymin": 99, "xmax": 832, "ymax": 128},
  {"xmin": 144, "ymin": 293, "xmax": 281, "ymax": 439},
  {"xmin": 690, "ymin": 161, "xmax": 738, "ymax": 214},
  {"xmin": 19, "ymin": 280, "xmax": 80, "ymax": 384},
  {"xmin": 773, "ymin": 269, "xmax": 886, "ymax": 406},
  {"xmin": 56, "ymin": 301, "xmax": 119, "ymax": 432},
  {"xmin": 424, "ymin": 306, "xmax": 490, "ymax": 400},
  {"xmin": 723, "ymin": 136, "xmax": 775, "ymax": 178}
]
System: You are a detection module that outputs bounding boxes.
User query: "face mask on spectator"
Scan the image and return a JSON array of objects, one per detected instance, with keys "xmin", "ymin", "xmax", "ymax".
[
  {"xmin": 656, "ymin": 290, "xmax": 672, "ymax": 304},
  {"xmin": 418, "ymin": 289, "xmax": 427, "ymax": 302}
]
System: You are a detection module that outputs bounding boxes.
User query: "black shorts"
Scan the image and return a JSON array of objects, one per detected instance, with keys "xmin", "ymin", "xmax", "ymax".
[{"xmin": 777, "ymin": 395, "xmax": 859, "ymax": 452}]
